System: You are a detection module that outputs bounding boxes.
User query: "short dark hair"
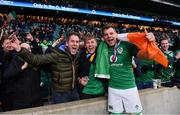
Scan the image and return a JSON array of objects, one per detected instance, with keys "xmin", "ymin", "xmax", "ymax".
[
  {"xmin": 66, "ymin": 32, "xmax": 80, "ymax": 42},
  {"xmin": 0, "ymin": 33, "xmax": 11, "ymax": 45},
  {"xmin": 102, "ymin": 24, "xmax": 115, "ymax": 34}
]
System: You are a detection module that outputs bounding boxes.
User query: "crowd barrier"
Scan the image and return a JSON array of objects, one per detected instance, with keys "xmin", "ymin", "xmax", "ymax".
[{"xmin": 4, "ymin": 87, "xmax": 180, "ymax": 114}]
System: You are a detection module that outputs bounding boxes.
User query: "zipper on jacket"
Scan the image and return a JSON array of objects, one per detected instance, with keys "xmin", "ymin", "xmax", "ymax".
[
  {"xmin": 59, "ymin": 72, "xmax": 62, "ymax": 85},
  {"xmin": 72, "ymin": 60, "xmax": 76, "ymax": 89}
]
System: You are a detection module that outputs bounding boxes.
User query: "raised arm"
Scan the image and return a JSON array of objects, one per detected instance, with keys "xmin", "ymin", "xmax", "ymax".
[{"xmin": 10, "ymin": 36, "xmax": 58, "ymax": 66}]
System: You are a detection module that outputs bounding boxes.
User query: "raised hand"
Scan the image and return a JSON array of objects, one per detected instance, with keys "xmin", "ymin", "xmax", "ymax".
[
  {"xmin": 52, "ymin": 37, "xmax": 64, "ymax": 47},
  {"xmin": 10, "ymin": 33, "xmax": 21, "ymax": 52},
  {"xmin": 26, "ymin": 33, "xmax": 34, "ymax": 41},
  {"xmin": 145, "ymin": 30, "xmax": 156, "ymax": 42}
]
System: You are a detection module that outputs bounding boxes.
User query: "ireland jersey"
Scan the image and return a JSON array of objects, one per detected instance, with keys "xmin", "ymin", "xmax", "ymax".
[
  {"xmin": 155, "ymin": 50, "xmax": 175, "ymax": 82},
  {"xmin": 83, "ymin": 64, "xmax": 105, "ymax": 95},
  {"xmin": 108, "ymin": 41, "xmax": 139, "ymax": 89}
]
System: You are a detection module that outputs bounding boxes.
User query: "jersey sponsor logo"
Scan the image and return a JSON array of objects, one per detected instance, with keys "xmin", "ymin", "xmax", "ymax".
[
  {"xmin": 117, "ymin": 47, "xmax": 123, "ymax": 54},
  {"xmin": 111, "ymin": 63, "xmax": 123, "ymax": 67},
  {"xmin": 110, "ymin": 55, "xmax": 117, "ymax": 63}
]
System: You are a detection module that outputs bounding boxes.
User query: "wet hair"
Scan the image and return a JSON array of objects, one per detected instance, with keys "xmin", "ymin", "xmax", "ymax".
[{"xmin": 66, "ymin": 32, "xmax": 80, "ymax": 42}]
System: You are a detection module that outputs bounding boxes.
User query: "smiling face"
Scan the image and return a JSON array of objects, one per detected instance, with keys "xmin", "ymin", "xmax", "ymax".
[
  {"xmin": 2, "ymin": 39, "xmax": 13, "ymax": 52},
  {"xmin": 85, "ymin": 38, "xmax": 97, "ymax": 54},
  {"xmin": 160, "ymin": 39, "xmax": 169, "ymax": 51},
  {"xmin": 103, "ymin": 27, "xmax": 118, "ymax": 46},
  {"xmin": 66, "ymin": 34, "xmax": 80, "ymax": 55},
  {"xmin": 85, "ymin": 35, "xmax": 97, "ymax": 54},
  {"xmin": 1, "ymin": 34, "xmax": 14, "ymax": 52}
]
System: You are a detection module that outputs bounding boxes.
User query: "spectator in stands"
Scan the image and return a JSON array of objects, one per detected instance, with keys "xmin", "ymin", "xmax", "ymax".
[
  {"xmin": 170, "ymin": 49, "xmax": 180, "ymax": 88},
  {"xmin": 39, "ymin": 39, "xmax": 52, "ymax": 54},
  {"xmin": 78, "ymin": 34, "xmax": 105, "ymax": 99},
  {"xmin": 155, "ymin": 38, "xmax": 175, "ymax": 87},
  {"xmin": 0, "ymin": 34, "xmax": 41, "ymax": 111},
  {"xmin": 23, "ymin": 32, "xmax": 52, "ymax": 105},
  {"xmin": 0, "ymin": 33, "xmax": 15, "ymax": 111},
  {"xmin": 172, "ymin": 32, "xmax": 180, "ymax": 52},
  {"xmin": 10, "ymin": 32, "xmax": 80, "ymax": 104},
  {"xmin": 25, "ymin": 33, "xmax": 43, "ymax": 54},
  {"xmin": 97, "ymin": 25, "xmax": 156, "ymax": 115},
  {"xmin": 39, "ymin": 36, "xmax": 65, "ymax": 104}
]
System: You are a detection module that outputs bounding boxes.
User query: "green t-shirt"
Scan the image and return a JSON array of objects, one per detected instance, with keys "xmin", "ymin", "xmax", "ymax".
[
  {"xmin": 83, "ymin": 64, "xmax": 105, "ymax": 95},
  {"xmin": 135, "ymin": 59, "xmax": 154, "ymax": 83},
  {"xmin": 108, "ymin": 41, "xmax": 139, "ymax": 89},
  {"xmin": 155, "ymin": 50, "xmax": 175, "ymax": 82}
]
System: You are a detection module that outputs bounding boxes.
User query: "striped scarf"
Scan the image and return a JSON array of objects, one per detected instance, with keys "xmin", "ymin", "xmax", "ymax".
[{"xmin": 86, "ymin": 50, "xmax": 96, "ymax": 63}]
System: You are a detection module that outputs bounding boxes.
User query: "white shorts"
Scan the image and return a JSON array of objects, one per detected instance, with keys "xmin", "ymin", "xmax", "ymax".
[{"xmin": 108, "ymin": 87, "xmax": 142, "ymax": 113}]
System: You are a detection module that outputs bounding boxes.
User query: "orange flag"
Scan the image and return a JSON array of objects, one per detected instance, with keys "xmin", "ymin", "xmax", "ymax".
[{"xmin": 127, "ymin": 32, "xmax": 168, "ymax": 68}]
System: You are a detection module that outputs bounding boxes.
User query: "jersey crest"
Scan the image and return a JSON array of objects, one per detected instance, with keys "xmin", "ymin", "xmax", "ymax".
[{"xmin": 117, "ymin": 47, "xmax": 123, "ymax": 54}]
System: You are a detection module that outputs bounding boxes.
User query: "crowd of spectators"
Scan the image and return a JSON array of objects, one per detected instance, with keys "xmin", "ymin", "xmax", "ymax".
[
  {"xmin": 0, "ymin": 13, "xmax": 179, "ymax": 47},
  {"xmin": 0, "ymin": 0, "xmax": 179, "ymax": 113},
  {"xmin": 0, "ymin": 12, "xmax": 179, "ymax": 112}
]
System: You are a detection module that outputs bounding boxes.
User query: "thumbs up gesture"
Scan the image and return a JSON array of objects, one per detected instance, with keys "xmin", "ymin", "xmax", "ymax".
[{"xmin": 145, "ymin": 30, "xmax": 156, "ymax": 42}]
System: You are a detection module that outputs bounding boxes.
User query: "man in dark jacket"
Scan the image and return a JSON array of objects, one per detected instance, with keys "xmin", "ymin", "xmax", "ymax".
[
  {"xmin": 0, "ymin": 34, "xmax": 41, "ymax": 111},
  {"xmin": 0, "ymin": 34, "xmax": 15, "ymax": 111},
  {"xmin": 11, "ymin": 32, "xmax": 80, "ymax": 104}
]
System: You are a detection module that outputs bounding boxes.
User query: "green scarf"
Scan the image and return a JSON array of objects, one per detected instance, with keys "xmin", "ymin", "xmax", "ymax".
[{"xmin": 95, "ymin": 41, "xmax": 110, "ymax": 79}]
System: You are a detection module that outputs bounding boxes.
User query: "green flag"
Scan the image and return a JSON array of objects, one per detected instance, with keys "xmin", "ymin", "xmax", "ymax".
[
  {"xmin": 95, "ymin": 41, "xmax": 110, "ymax": 79},
  {"xmin": 8, "ymin": 11, "xmax": 17, "ymax": 22}
]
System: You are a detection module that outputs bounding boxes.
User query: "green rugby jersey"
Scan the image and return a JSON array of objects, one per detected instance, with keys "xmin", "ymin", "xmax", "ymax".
[
  {"xmin": 155, "ymin": 50, "xmax": 175, "ymax": 82},
  {"xmin": 83, "ymin": 64, "xmax": 105, "ymax": 95},
  {"xmin": 108, "ymin": 41, "xmax": 139, "ymax": 89}
]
